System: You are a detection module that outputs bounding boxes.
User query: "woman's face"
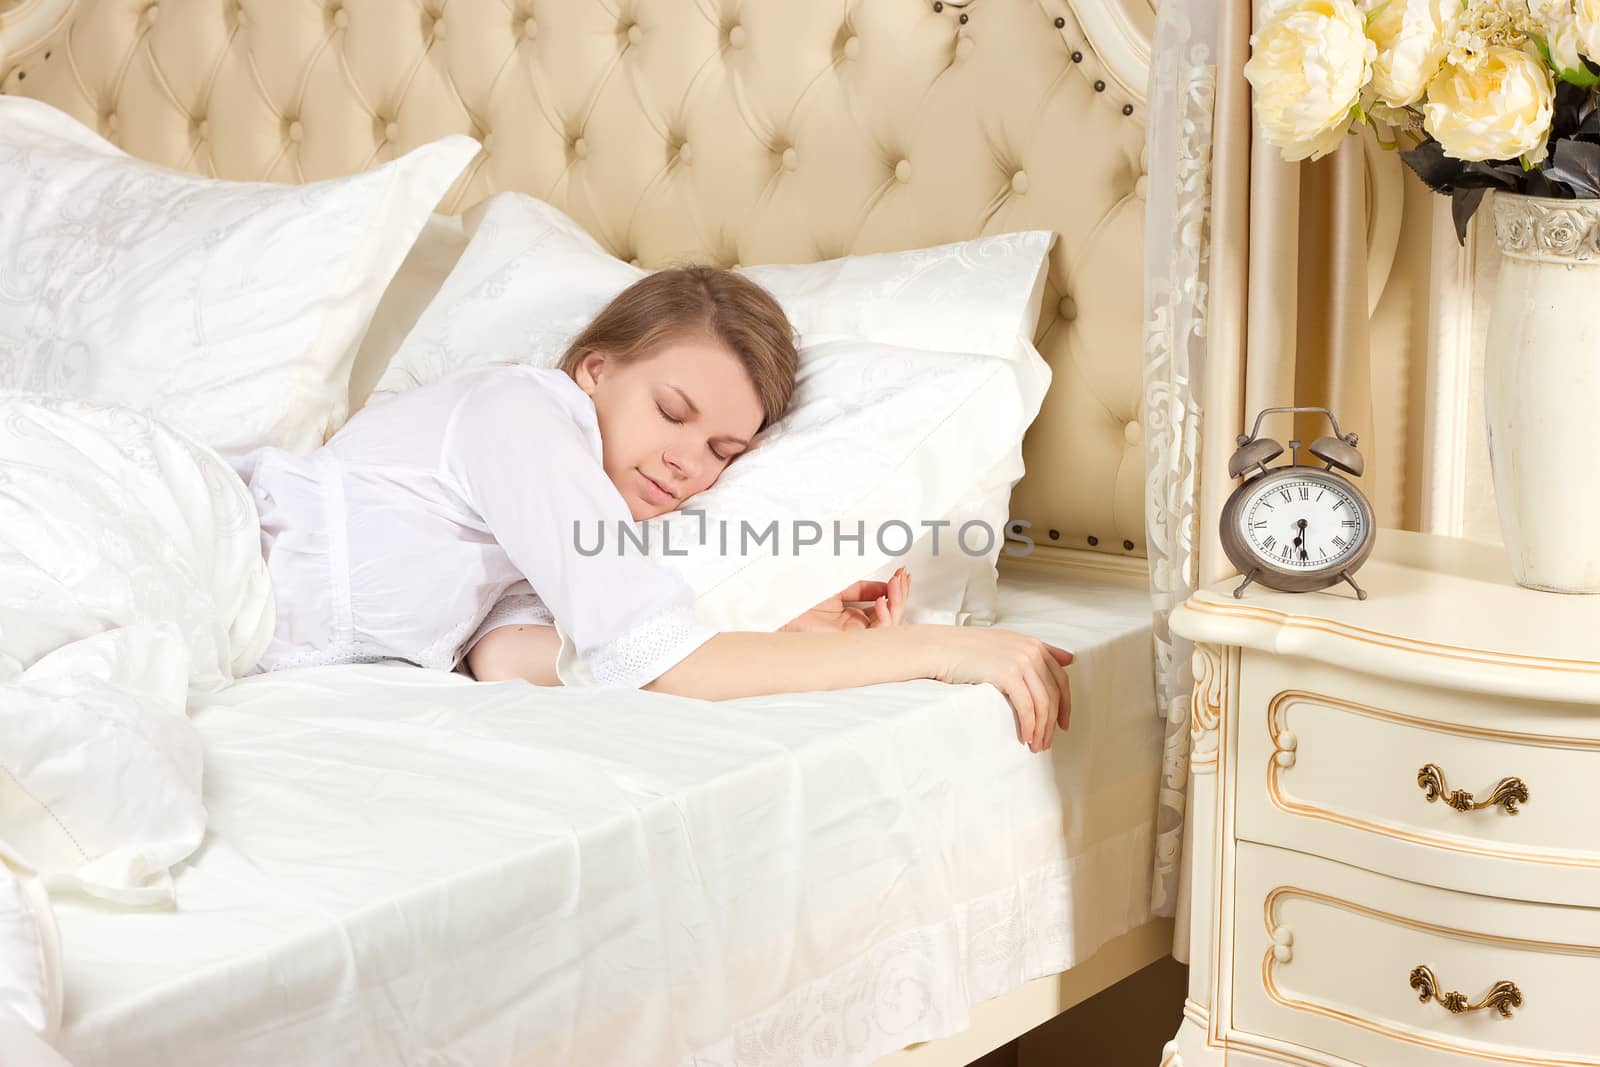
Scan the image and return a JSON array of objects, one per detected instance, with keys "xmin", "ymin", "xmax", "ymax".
[{"xmin": 573, "ymin": 336, "xmax": 766, "ymax": 521}]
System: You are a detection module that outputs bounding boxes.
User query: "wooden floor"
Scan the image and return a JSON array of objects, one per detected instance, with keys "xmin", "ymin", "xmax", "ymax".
[{"xmin": 972, "ymin": 956, "xmax": 1187, "ymax": 1067}]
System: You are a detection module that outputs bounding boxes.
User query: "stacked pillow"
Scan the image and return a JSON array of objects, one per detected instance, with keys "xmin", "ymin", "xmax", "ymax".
[
  {"xmin": 0, "ymin": 98, "xmax": 1055, "ymax": 631},
  {"xmin": 0, "ymin": 97, "xmax": 479, "ymax": 454},
  {"xmin": 367, "ymin": 193, "xmax": 1054, "ymax": 629}
]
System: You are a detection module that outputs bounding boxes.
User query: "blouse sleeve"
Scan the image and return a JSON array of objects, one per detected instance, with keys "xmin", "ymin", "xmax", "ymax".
[{"xmin": 441, "ymin": 373, "xmax": 716, "ymax": 688}]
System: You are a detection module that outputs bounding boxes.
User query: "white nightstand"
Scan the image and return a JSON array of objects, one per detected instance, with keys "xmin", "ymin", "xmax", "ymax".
[{"xmin": 1161, "ymin": 529, "xmax": 1600, "ymax": 1067}]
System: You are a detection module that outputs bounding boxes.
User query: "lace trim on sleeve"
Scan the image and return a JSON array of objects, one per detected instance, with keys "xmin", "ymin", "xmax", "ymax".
[{"xmin": 570, "ymin": 600, "xmax": 717, "ymax": 689}]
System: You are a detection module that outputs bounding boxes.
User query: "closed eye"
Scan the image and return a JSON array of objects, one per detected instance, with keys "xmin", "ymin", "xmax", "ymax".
[{"xmin": 660, "ymin": 404, "xmax": 729, "ymax": 463}]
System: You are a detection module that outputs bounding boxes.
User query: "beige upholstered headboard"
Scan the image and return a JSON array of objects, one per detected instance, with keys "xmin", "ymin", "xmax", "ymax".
[{"xmin": 0, "ymin": 0, "xmax": 1154, "ymax": 573}]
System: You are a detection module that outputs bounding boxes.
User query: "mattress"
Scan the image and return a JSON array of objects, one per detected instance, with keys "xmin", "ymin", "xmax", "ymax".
[{"xmin": 50, "ymin": 566, "xmax": 1163, "ymax": 1067}]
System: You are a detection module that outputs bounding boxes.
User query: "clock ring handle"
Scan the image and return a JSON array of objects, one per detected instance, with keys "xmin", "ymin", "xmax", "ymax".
[{"xmin": 1243, "ymin": 406, "xmax": 1355, "ymax": 447}]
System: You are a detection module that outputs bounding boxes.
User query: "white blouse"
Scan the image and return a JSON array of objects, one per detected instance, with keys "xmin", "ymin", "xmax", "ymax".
[{"xmin": 229, "ymin": 364, "xmax": 716, "ymax": 688}]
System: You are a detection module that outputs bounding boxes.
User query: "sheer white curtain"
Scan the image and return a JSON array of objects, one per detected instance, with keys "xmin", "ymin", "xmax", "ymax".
[{"xmin": 1141, "ymin": 0, "xmax": 1219, "ymax": 940}]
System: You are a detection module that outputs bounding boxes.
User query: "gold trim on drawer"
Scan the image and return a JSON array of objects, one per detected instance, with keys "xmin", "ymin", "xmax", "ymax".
[
  {"xmin": 1261, "ymin": 887, "xmax": 1600, "ymax": 1067},
  {"xmin": 1265, "ymin": 690, "xmax": 1600, "ymax": 870},
  {"xmin": 1187, "ymin": 598, "xmax": 1600, "ymax": 677}
]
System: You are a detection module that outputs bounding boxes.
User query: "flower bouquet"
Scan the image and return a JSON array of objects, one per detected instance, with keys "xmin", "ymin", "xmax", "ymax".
[{"xmin": 1244, "ymin": 0, "xmax": 1600, "ymax": 243}]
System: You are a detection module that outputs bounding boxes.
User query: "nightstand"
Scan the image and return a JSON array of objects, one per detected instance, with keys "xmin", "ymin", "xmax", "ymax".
[{"xmin": 1161, "ymin": 529, "xmax": 1600, "ymax": 1067}]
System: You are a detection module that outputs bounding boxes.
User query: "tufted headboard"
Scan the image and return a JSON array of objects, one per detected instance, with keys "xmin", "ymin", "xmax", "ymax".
[{"xmin": 0, "ymin": 0, "xmax": 1154, "ymax": 572}]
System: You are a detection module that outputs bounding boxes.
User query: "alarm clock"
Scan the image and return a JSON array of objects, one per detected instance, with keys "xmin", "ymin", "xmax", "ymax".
[{"xmin": 1219, "ymin": 405, "xmax": 1375, "ymax": 600}]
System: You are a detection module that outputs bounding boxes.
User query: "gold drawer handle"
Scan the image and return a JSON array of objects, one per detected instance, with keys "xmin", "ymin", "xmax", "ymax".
[
  {"xmin": 1417, "ymin": 763, "xmax": 1529, "ymax": 815},
  {"xmin": 1410, "ymin": 965, "xmax": 1523, "ymax": 1018}
]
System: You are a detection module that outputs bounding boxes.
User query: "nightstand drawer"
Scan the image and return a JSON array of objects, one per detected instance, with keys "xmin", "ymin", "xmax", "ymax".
[
  {"xmin": 1235, "ymin": 653, "xmax": 1600, "ymax": 908},
  {"xmin": 1231, "ymin": 842, "xmax": 1600, "ymax": 1067}
]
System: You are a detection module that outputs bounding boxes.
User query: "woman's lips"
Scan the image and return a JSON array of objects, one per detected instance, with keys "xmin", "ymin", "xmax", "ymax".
[{"xmin": 639, "ymin": 469, "xmax": 674, "ymax": 502}]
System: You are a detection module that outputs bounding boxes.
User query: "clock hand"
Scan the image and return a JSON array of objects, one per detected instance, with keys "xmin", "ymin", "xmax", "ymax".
[{"xmin": 1296, "ymin": 518, "xmax": 1308, "ymax": 561}]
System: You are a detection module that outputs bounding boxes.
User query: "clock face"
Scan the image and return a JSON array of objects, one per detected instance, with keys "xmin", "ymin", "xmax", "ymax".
[{"xmin": 1238, "ymin": 472, "xmax": 1367, "ymax": 572}]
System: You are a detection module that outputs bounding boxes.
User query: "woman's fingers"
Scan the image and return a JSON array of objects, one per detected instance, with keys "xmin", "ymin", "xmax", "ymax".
[
  {"xmin": 1001, "ymin": 671, "xmax": 1037, "ymax": 748},
  {"xmin": 1019, "ymin": 652, "xmax": 1056, "ymax": 751},
  {"xmin": 838, "ymin": 580, "xmax": 890, "ymax": 604},
  {"xmin": 1049, "ymin": 651, "xmax": 1073, "ymax": 732},
  {"xmin": 1045, "ymin": 643, "xmax": 1075, "ymax": 667}
]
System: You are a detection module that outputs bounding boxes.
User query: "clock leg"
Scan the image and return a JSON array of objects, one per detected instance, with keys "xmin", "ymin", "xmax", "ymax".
[
  {"xmin": 1232, "ymin": 568, "xmax": 1261, "ymax": 599},
  {"xmin": 1340, "ymin": 571, "xmax": 1369, "ymax": 600}
]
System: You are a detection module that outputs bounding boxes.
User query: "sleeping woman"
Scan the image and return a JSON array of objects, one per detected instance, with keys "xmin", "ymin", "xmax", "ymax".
[{"xmin": 230, "ymin": 267, "xmax": 1073, "ymax": 752}]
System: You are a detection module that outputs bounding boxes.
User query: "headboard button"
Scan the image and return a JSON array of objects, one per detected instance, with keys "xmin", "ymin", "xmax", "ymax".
[
  {"xmin": 895, "ymin": 159, "xmax": 912, "ymax": 183},
  {"xmin": 1058, "ymin": 296, "xmax": 1077, "ymax": 321},
  {"xmin": 678, "ymin": 143, "xmax": 693, "ymax": 165},
  {"xmin": 522, "ymin": 17, "xmax": 537, "ymax": 39},
  {"xmin": 1134, "ymin": 176, "xmax": 1148, "ymax": 199},
  {"xmin": 728, "ymin": 25, "xmax": 748, "ymax": 48},
  {"xmin": 197, "ymin": 119, "xmax": 210, "ymax": 140},
  {"xmin": 144, "ymin": 4, "xmax": 160, "ymax": 26},
  {"xmin": 956, "ymin": 36, "xmax": 974, "ymax": 59},
  {"xmin": 626, "ymin": 24, "xmax": 642, "ymax": 46},
  {"xmin": 843, "ymin": 36, "xmax": 861, "ymax": 59},
  {"xmin": 1125, "ymin": 420, "xmax": 1142, "ymax": 445},
  {"xmin": 287, "ymin": 121, "xmax": 304, "ymax": 143},
  {"xmin": 384, "ymin": 122, "xmax": 399, "ymax": 142},
  {"xmin": 1011, "ymin": 171, "xmax": 1029, "ymax": 195},
  {"xmin": 573, "ymin": 137, "xmax": 589, "ymax": 159},
  {"xmin": 781, "ymin": 147, "xmax": 799, "ymax": 172},
  {"xmin": 431, "ymin": 17, "xmax": 447, "ymax": 40}
]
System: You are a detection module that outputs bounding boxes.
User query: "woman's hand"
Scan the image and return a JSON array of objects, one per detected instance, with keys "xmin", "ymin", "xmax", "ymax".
[
  {"xmin": 926, "ymin": 627, "xmax": 1075, "ymax": 752},
  {"xmin": 779, "ymin": 567, "xmax": 910, "ymax": 633}
]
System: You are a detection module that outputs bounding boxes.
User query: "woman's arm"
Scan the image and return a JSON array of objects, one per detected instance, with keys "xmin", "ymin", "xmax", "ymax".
[{"xmin": 470, "ymin": 622, "xmax": 1074, "ymax": 752}]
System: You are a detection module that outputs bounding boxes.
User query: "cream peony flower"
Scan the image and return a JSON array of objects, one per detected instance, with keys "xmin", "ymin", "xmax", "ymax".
[
  {"xmin": 1424, "ymin": 45, "xmax": 1555, "ymax": 162},
  {"xmin": 1245, "ymin": 0, "xmax": 1376, "ymax": 161},
  {"xmin": 1575, "ymin": 0, "xmax": 1600, "ymax": 63},
  {"xmin": 1528, "ymin": 0, "xmax": 1584, "ymax": 71},
  {"xmin": 1365, "ymin": 0, "xmax": 1458, "ymax": 107}
]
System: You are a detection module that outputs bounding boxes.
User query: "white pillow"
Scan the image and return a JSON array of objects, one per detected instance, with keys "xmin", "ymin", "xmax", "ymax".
[
  {"xmin": 371, "ymin": 193, "xmax": 1052, "ymax": 624},
  {"xmin": 347, "ymin": 212, "xmax": 468, "ymax": 416},
  {"xmin": 0, "ymin": 97, "xmax": 479, "ymax": 454},
  {"xmin": 371, "ymin": 194, "xmax": 1050, "ymax": 401},
  {"xmin": 628, "ymin": 337, "xmax": 1050, "ymax": 635}
]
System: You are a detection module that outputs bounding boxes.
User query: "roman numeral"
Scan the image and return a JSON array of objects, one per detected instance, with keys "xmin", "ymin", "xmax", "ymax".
[
  {"xmin": 1333, "ymin": 535, "xmax": 1348, "ymax": 548},
  {"xmin": 1251, "ymin": 522, "xmax": 1267, "ymax": 529},
  {"xmin": 1341, "ymin": 519, "xmax": 1357, "ymax": 527},
  {"xmin": 1298, "ymin": 486, "xmax": 1309, "ymax": 500},
  {"xmin": 1280, "ymin": 489, "xmax": 1292, "ymax": 503},
  {"xmin": 1263, "ymin": 535, "xmax": 1276, "ymax": 550},
  {"xmin": 1332, "ymin": 499, "xmax": 1346, "ymax": 511},
  {"xmin": 1316, "ymin": 490, "xmax": 1324, "ymax": 502},
  {"xmin": 1318, "ymin": 547, "xmax": 1327, "ymax": 558}
]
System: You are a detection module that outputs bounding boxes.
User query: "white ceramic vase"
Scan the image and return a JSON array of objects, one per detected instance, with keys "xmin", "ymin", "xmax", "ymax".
[{"xmin": 1484, "ymin": 192, "xmax": 1600, "ymax": 593}]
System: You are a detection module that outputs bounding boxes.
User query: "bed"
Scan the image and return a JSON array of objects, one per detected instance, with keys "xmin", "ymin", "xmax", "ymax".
[
  {"xmin": 51, "ymin": 565, "xmax": 1163, "ymax": 1066},
  {"xmin": 0, "ymin": 0, "xmax": 1173, "ymax": 1063}
]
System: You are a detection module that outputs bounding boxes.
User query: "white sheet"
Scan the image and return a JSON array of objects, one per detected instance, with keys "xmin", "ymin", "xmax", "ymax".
[{"xmin": 50, "ymin": 568, "xmax": 1161, "ymax": 1067}]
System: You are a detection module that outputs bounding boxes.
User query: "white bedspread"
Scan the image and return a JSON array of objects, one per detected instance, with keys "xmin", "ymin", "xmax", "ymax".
[{"xmin": 50, "ymin": 568, "xmax": 1161, "ymax": 1067}]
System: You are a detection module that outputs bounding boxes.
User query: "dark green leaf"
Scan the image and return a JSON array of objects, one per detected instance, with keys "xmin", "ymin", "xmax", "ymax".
[
  {"xmin": 1522, "ymin": 169, "xmax": 1569, "ymax": 198},
  {"xmin": 1457, "ymin": 160, "xmax": 1522, "ymax": 189},
  {"xmin": 1399, "ymin": 140, "xmax": 1466, "ymax": 193},
  {"xmin": 1553, "ymin": 79, "xmax": 1597, "ymax": 135},
  {"xmin": 1451, "ymin": 188, "xmax": 1486, "ymax": 245},
  {"xmin": 1545, "ymin": 138, "xmax": 1600, "ymax": 195}
]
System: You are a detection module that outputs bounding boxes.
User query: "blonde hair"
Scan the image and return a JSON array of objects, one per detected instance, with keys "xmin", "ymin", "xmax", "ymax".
[{"xmin": 558, "ymin": 267, "xmax": 798, "ymax": 432}]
